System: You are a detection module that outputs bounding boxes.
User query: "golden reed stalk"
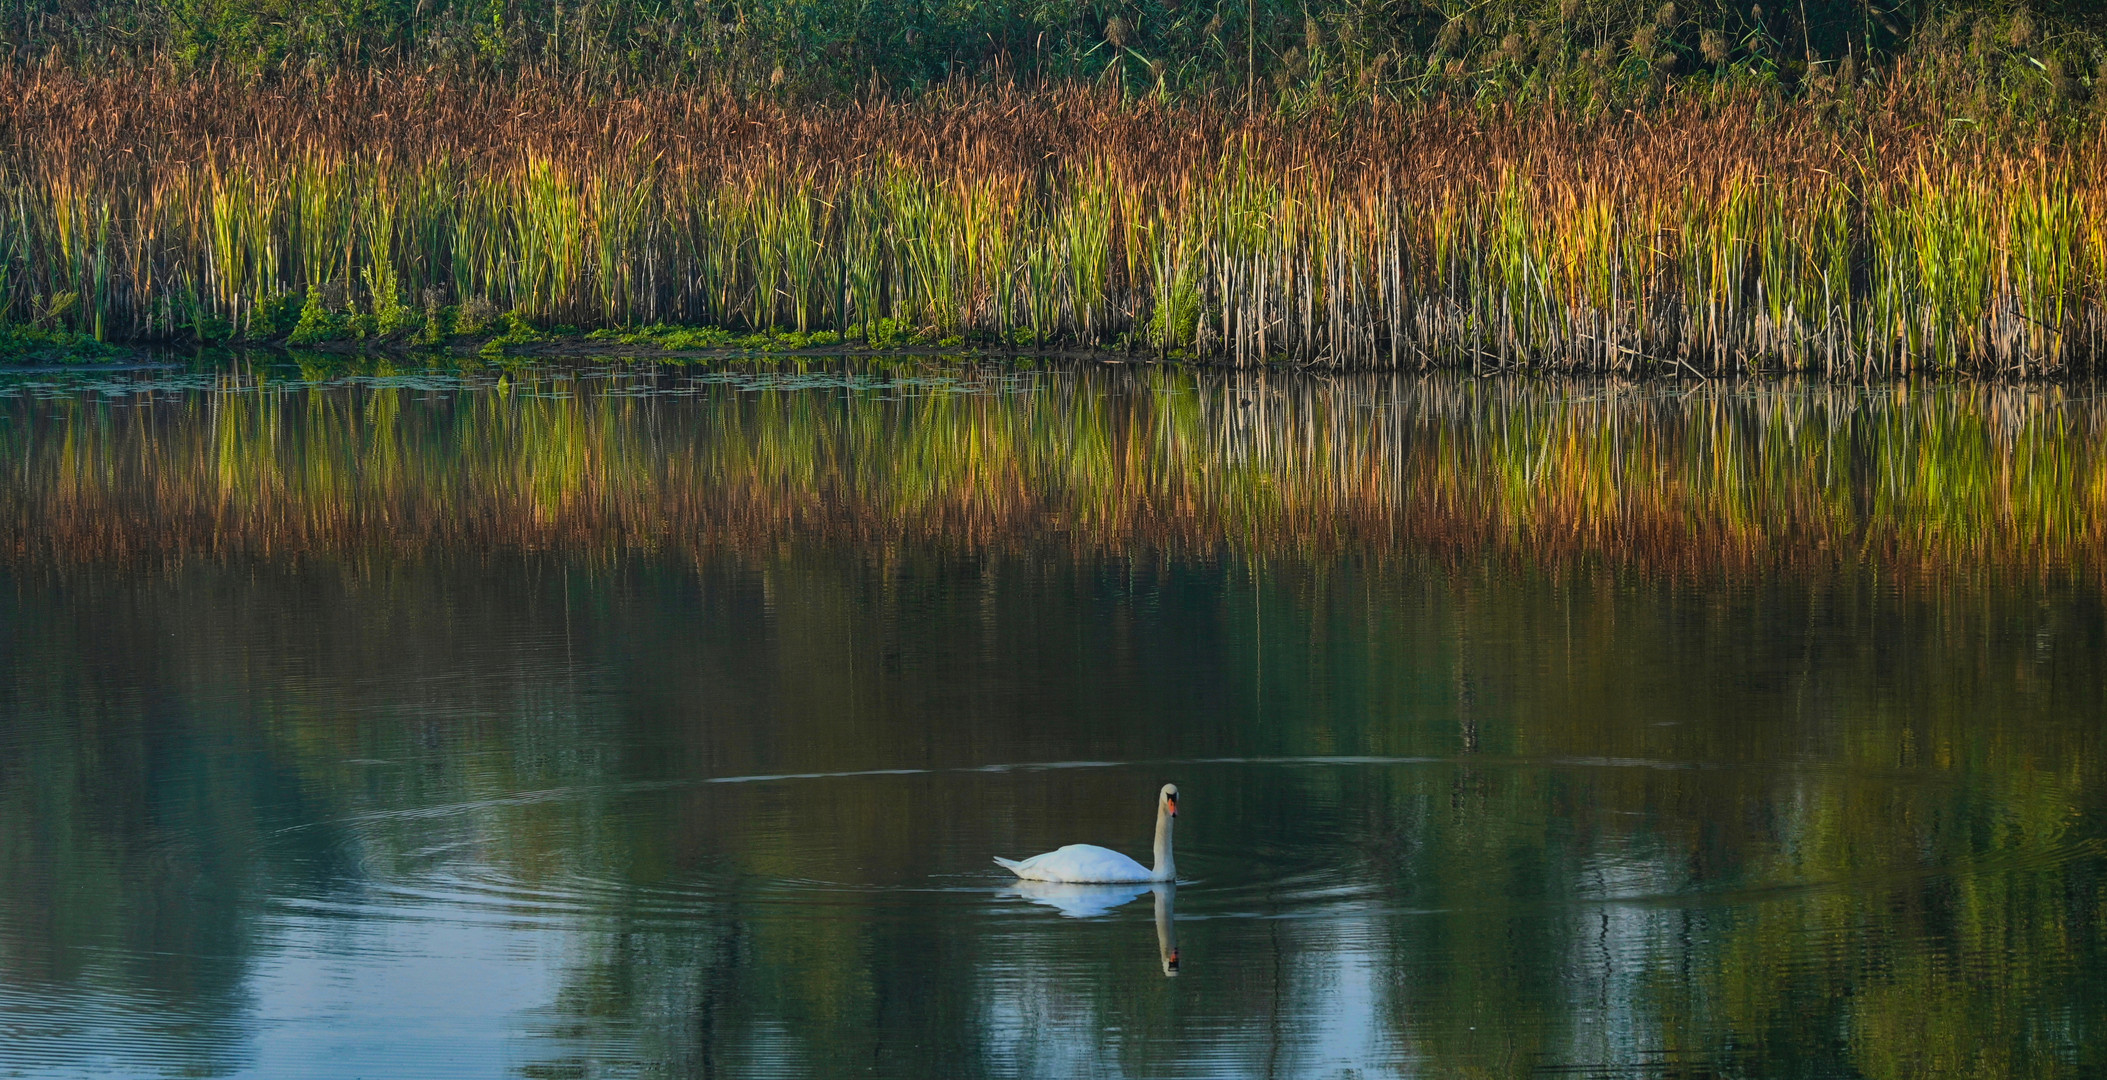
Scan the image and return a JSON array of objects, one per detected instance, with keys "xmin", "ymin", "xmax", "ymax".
[{"xmin": 2, "ymin": 70, "xmax": 2103, "ymax": 374}]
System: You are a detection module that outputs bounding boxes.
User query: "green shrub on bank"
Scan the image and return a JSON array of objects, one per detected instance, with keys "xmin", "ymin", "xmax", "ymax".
[
  {"xmin": 0, "ymin": 326, "xmax": 123, "ymax": 362},
  {"xmin": 585, "ymin": 321, "xmax": 951, "ymax": 353}
]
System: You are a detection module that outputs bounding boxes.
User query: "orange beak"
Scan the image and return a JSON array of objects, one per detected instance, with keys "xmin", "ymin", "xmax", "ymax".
[{"xmin": 1166, "ymin": 796, "xmax": 1178, "ymax": 817}]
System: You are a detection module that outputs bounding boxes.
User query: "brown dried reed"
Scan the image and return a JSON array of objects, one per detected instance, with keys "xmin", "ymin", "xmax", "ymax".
[{"xmin": 2, "ymin": 69, "xmax": 2103, "ymax": 373}]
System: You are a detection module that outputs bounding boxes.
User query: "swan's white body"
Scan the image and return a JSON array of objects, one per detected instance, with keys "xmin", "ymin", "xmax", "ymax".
[
  {"xmin": 995, "ymin": 845, "xmax": 1157, "ymax": 884},
  {"xmin": 995, "ymin": 784, "xmax": 1178, "ymax": 884}
]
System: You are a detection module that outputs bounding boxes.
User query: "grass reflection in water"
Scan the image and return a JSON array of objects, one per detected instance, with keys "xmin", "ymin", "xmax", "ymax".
[{"xmin": 4, "ymin": 357, "xmax": 2105, "ymax": 578}]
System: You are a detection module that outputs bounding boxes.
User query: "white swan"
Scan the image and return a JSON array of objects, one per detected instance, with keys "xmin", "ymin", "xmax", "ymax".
[{"xmin": 995, "ymin": 783, "xmax": 1177, "ymax": 883}]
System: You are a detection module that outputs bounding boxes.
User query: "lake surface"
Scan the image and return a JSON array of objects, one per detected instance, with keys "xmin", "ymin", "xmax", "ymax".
[{"xmin": 2, "ymin": 358, "xmax": 2104, "ymax": 1078}]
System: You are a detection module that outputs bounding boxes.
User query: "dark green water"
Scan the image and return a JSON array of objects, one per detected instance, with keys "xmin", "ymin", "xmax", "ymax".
[{"xmin": 2, "ymin": 360, "xmax": 2104, "ymax": 1079}]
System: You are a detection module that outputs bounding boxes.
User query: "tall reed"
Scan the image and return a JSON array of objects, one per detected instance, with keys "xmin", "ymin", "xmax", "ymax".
[{"xmin": 2, "ymin": 71, "xmax": 2103, "ymax": 374}]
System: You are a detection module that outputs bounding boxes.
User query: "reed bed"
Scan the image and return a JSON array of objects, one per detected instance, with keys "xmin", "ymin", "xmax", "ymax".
[
  {"xmin": 3, "ymin": 70, "xmax": 2105, "ymax": 374},
  {"xmin": 6, "ymin": 363, "xmax": 2105, "ymax": 579}
]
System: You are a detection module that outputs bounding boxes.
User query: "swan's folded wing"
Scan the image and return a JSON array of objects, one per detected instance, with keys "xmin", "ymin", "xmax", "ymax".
[{"xmin": 1013, "ymin": 844, "xmax": 1151, "ymax": 882}]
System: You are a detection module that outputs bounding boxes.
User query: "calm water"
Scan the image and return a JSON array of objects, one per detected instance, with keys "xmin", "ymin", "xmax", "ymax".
[{"xmin": 2, "ymin": 359, "xmax": 2104, "ymax": 1078}]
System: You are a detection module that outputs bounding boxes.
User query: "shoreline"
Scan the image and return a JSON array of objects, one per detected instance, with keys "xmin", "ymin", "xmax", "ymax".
[{"xmin": 12, "ymin": 333, "xmax": 2107, "ymax": 384}]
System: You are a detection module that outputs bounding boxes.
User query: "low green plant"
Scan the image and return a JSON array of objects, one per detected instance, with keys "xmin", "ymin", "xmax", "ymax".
[
  {"xmin": 478, "ymin": 311, "xmax": 548, "ymax": 357},
  {"xmin": 252, "ymin": 292, "xmax": 304, "ymax": 337},
  {"xmin": 288, "ymin": 283, "xmax": 340, "ymax": 345},
  {"xmin": 412, "ymin": 302, "xmax": 454, "ymax": 345},
  {"xmin": 0, "ymin": 325, "xmax": 121, "ymax": 362}
]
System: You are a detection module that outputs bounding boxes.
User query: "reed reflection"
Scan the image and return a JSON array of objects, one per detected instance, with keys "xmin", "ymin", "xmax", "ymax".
[{"xmin": 4, "ymin": 358, "xmax": 2106, "ymax": 577}]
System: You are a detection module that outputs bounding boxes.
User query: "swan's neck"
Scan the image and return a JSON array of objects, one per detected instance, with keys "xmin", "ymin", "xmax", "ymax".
[{"xmin": 1151, "ymin": 805, "xmax": 1175, "ymax": 881}]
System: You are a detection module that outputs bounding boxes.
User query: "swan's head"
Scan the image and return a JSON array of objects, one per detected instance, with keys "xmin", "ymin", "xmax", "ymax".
[{"xmin": 1160, "ymin": 783, "xmax": 1179, "ymax": 818}]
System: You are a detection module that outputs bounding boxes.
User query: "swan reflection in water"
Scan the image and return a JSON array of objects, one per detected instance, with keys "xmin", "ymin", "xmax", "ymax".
[{"xmin": 1001, "ymin": 881, "xmax": 1181, "ymax": 976}]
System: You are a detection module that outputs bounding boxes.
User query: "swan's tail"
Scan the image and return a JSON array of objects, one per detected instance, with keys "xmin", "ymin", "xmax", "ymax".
[{"xmin": 992, "ymin": 856, "xmax": 1027, "ymax": 876}]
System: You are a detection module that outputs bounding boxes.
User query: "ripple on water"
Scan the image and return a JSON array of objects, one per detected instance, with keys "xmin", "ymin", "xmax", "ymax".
[
  {"xmin": 250, "ymin": 751, "xmax": 2057, "ymax": 945},
  {"xmin": 0, "ymin": 980, "xmax": 250, "ymax": 1079}
]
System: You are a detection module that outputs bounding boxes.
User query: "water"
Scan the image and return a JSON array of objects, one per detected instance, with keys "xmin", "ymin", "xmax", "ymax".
[{"xmin": 2, "ymin": 358, "xmax": 2104, "ymax": 1078}]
